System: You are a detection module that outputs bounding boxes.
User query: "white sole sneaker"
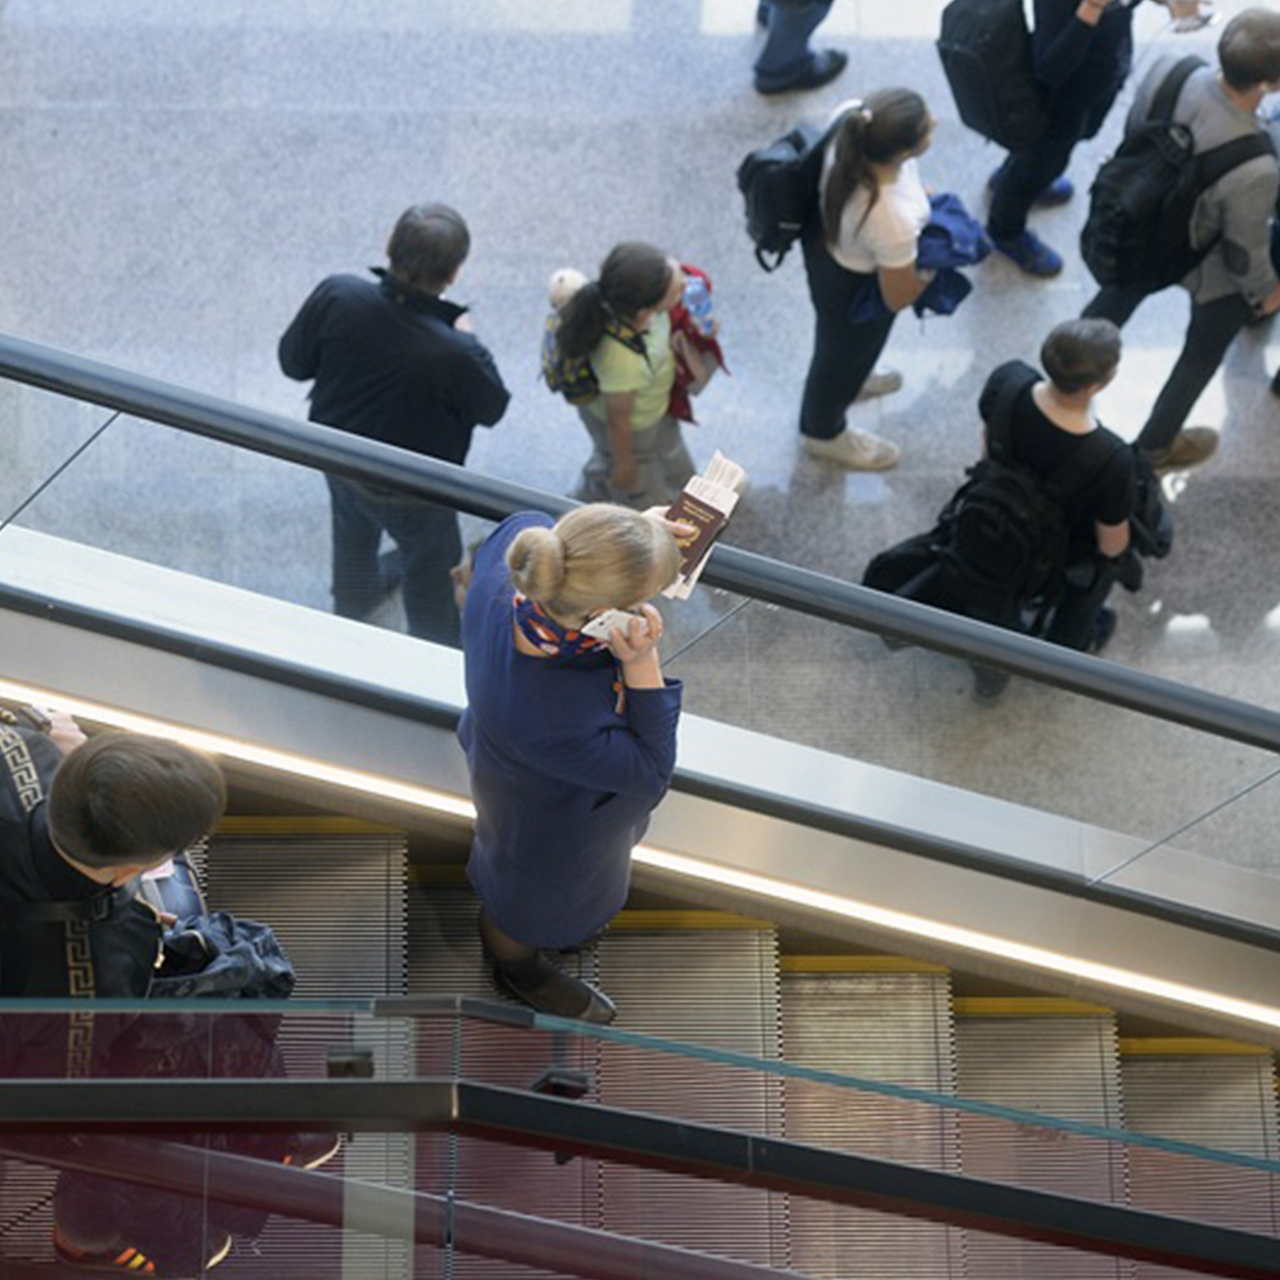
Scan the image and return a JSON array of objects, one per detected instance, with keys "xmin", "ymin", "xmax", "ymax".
[
  {"xmin": 854, "ymin": 368, "xmax": 904, "ymax": 401},
  {"xmin": 803, "ymin": 428, "xmax": 900, "ymax": 471}
]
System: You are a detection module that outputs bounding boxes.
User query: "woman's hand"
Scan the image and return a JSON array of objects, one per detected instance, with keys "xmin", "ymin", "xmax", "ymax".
[
  {"xmin": 610, "ymin": 604, "xmax": 667, "ymax": 689},
  {"xmin": 642, "ymin": 506, "xmax": 698, "ymax": 539}
]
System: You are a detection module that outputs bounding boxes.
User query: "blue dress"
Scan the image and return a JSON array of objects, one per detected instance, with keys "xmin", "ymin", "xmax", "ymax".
[{"xmin": 458, "ymin": 513, "xmax": 683, "ymax": 948}]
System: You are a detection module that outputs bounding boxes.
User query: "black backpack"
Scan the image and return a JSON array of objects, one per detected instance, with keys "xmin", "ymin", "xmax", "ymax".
[
  {"xmin": 737, "ymin": 121, "xmax": 833, "ymax": 272},
  {"xmin": 1081, "ymin": 56, "xmax": 1276, "ymax": 290},
  {"xmin": 934, "ymin": 365, "xmax": 1122, "ymax": 624},
  {"xmin": 937, "ymin": 0, "xmax": 1049, "ymax": 152}
]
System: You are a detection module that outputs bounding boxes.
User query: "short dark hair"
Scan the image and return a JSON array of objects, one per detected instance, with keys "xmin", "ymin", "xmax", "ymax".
[
  {"xmin": 48, "ymin": 733, "xmax": 226, "ymax": 870},
  {"xmin": 1219, "ymin": 10, "xmax": 1280, "ymax": 91},
  {"xmin": 1041, "ymin": 318, "xmax": 1122, "ymax": 394},
  {"xmin": 385, "ymin": 203, "xmax": 470, "ymax": 291}
]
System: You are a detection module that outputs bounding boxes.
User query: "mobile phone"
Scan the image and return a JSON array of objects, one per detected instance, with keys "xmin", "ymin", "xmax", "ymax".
[{"xmin": 581, "ymin": 609, "xmax": 648, "ymax": 641}]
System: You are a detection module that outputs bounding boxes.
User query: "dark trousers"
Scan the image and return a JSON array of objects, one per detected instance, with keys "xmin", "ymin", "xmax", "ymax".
[
  {"xmin": 988, "ymin": 108, "xmax": 1091, "ymax": 239},
  {"xmin": 800, "ymin": 234, "xmax": 897, "ymax": 440},
  {"xmin": 326, "ymin": 474, "xmax": 462, "ymax": 646},
  {"xmin": 1044, "ymin": 558, "xmax": 1115, "ymax": 651},
  {"xmin": 1083, "ymin": 286, "xmax": 1254, "ymax": 452}
]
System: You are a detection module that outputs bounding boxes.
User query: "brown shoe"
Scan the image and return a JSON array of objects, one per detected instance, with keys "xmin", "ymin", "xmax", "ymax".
[{"xmin": 1147, "ymin": 427, "xmax": 1218, "ymax": 475}]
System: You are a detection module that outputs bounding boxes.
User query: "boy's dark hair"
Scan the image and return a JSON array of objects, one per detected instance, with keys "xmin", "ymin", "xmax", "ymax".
[
  {"xmin": 1041, "ymin": 318, "xmax": 1121, "ymax": 395},
  {"xmin": 48, "ymin": 733, "xmax": 227, "ymax": 870},
  {"xmin": 1219, "ymin": 9, "xmax": 1280, "ymax": 91},
  {"xmin": 386, "ymin": 203, "xmax": 471, "ymax": 292}
]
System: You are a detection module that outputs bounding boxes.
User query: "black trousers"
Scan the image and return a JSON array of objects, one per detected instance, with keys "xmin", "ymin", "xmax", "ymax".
[
  {"xmin": 799, "ymin": 232, "xmax": 897, "ymax": 440},
  {"xmin": 988, "ymin": 106, "xmax": 1093, "ymax": 240},
  {"xmin": 1083, "ymin": 286, "xmax": 1254, "ymax": 452}
]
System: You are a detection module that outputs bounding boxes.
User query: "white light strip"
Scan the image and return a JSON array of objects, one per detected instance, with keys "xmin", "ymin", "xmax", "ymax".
[
  {"xmin": 0, "ymin": 677, "xmax": 478, "ymax": 821},
  {"xmin": 7, "ymin": 676, "xmax": 1280, "ymax": 1031},
  {"xmin": 632, "ymin": 846, "xmax": 1280, "ymax": 1033}
]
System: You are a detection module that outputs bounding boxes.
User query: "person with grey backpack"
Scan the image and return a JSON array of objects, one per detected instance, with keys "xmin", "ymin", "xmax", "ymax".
[{"xmin": 1082, "ymin": 9, "xmax": 1280, "ymax": 473}]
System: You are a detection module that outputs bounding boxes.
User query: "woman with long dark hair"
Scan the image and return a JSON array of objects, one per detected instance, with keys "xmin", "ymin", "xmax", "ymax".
[
  {"xmin": 558, "ymin": 243, "xmax": 694, "ymax": 509},
  {"xmin": 458, "ymin": 503, "xmax": 686, "ymax": 1022},
  {"xmin": 800, "ymin": 88, "xmax": 935, "ymax": 470}
]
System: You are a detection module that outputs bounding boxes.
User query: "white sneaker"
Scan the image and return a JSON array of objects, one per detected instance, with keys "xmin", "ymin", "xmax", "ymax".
[
  {"xmin": 803, "ymin": 428, "xmax": 900, "ymax": 471},
  {"xmin": 855, "ymin": 367, "xmax": 903, "ymax": 401}
]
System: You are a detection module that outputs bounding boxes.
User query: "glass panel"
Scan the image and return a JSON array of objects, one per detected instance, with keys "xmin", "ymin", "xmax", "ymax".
[
  {"xmin": 0, "ymin": 383, "xmax": 122, "ymax": 539},
  {"xmin": 668, "ymin": 596, "xmax": 1280, "ymax": 915},
  {"xmin": 1, "ymin": 1005, "xmax": 1278, "ymax": 1277}
]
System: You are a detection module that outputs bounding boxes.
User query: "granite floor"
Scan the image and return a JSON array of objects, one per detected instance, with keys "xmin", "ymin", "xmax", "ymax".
[{"xmin": 0, "ymin": 0, "xmax": 1278, "ymax": 883}]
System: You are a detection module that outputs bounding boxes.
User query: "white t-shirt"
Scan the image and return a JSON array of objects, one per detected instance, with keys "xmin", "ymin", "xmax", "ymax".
[{"xmin": 821, "ymin": 154, "xmax": 929, "ymax": 275}]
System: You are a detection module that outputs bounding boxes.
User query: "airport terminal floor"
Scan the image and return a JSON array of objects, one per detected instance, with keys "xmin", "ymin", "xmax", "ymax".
[{"xmin": 1, "ymin": 0, "xmax": 1279, "ymax": 860}]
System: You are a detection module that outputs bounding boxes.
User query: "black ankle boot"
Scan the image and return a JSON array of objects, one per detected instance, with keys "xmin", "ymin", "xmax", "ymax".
[{"xmin": 493, "ymin": 954, "xmax": 616, "ymax": 1024}]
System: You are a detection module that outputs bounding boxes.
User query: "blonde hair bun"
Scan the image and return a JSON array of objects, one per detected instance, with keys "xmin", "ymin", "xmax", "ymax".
[
  {"xmin": 507, "ymin": 505, "xmax": 681, "ymax": 621},
  {"xmin": 507, "ymin": 525, "xmax": 567, "ymax": 601}
]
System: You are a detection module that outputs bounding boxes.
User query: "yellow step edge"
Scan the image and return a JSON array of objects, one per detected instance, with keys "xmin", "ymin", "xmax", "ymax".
[
  {"xmin": 216, "ymin": 815, "xmax": 403, "ymax": 836},
  {"xmin": 781, "ymin": 955, "xmax": 948, "ymax": 974},
  {"xmin": 952, "ymin": 997, "xmax": 1114, "ymax": 1018},
  {"xmin": 610, "ymin": 910, "xmax": 775, "ymax": 932},
  {"xmin": 1119, "ymin": 1038, "xmax": 1273, "ymax": 1057}
]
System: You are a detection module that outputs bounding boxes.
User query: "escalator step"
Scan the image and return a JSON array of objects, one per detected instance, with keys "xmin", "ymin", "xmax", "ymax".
[
  {"xmin": 782, "ymin": 960, "xmax": 959, "ymax": 1279},
  {"xmin": 1121, "ymin": 1040, "xmax": 1280, "ymax": 1244}
]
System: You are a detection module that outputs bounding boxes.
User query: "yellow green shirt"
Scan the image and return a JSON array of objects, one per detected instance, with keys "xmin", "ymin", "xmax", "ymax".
[{"xmin": 586, "ymin": 311, "xmax": 676, "ymax": 431}]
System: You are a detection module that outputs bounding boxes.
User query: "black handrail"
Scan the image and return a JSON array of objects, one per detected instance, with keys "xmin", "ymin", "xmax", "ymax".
[
  {"xmin": 2, "ymin": 1135, "xmax": 802, "ymax": 1280},
  {"xmin": 1, "ymin": 330, "xmax": 1279, "ymax": 753},
  {"xmin": 4, "ymin": 572, "xmax": 1279, "ymax": 952},
  {"xmin": 1, "ymin": 1077, "xmax": 1276, "ymax": 1279}
]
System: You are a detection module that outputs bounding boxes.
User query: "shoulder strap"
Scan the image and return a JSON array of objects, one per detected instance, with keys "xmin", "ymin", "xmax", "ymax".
[
  {"xmin": 1196, "ymin": 131, "xmax": 1276, "ymax": 190},
  {"xmin": 602, "ymin": 318, "xmax": 648, "ymax": 358},
  {"xmin": 1149, "ymin": 56, "xmax": 1205, "ymax": 123},
  {"xmin": 16, "ymin": 886, "xmax": 137, "ymax": 925},
  {"xmin": 984, "ymin": 361, "xmax": 1041, "ymax": 463}
]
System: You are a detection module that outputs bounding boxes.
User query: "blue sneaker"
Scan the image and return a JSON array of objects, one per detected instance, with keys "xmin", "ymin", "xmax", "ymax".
[
  {"xmin": 987, "ymin": 171, "xmax": 1074, "ymax": 207},
  {"xmin": 1035, "ymin": 175, "xmax": 1074, "ymax": 206},
  {"xmin": 991, "ymin": 229, "xmax": 1064, "ymax": 278}
]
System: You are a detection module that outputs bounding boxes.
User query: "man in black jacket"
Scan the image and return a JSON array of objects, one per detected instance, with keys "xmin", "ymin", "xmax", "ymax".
[{"xmin": 279, "ymin": 203, "xmax": 511, "ymax": 646}]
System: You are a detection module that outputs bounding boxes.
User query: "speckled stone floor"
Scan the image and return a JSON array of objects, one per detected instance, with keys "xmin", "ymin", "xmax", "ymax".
[{"xmin": 0, "ymin": 0, "xmax": 1277, "ymax": 877}]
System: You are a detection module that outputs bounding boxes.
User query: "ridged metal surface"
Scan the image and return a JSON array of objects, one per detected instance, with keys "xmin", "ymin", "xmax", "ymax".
[
  {"xmin": 955, "ymin": 1012, "xmax": 1131, "ymax": 1280},
  {"xmin": 1122, "ymin": 1052, "xmax": 1280, "ymax": 1280},
  {"xmin": 408, "ymin": 886, "xmax": 599, "ymax": 1280},
  {"xmin": 594, "ymin": 923, "xmax": 786, "ymax": 1270},
  {"xmin": 204, "ymin": 830, "xmax": 413, "ymax": 1280},
  {"xmin": 781, "ymin": 969, "xmax": 962, "ymax": 1279}
]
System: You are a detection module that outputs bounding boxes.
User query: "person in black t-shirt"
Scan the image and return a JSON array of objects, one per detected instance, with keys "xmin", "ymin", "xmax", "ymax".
[
  {"xmin": 279, "ymin": 203, "xmax": 511, "ymax": 647},
  {"xmin": 978, "ymin": 318, "xmax": 1137, "ymax": 654}
]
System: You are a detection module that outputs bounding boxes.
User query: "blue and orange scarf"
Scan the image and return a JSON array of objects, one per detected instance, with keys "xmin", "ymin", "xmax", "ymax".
[{"xmin": 512, "ymin": 593, "xmax": 606, "ymax": 658}]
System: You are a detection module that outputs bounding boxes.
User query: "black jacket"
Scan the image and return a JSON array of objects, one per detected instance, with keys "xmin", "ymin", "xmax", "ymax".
[{"xmin": 278, "ymin": 268, "xmax": 510, "ymax": 464}]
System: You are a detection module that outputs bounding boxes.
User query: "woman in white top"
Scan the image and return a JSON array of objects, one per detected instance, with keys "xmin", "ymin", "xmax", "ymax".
[{"xmin": 800, "ymin": 88, "xmax": 935, "ymax": 471}]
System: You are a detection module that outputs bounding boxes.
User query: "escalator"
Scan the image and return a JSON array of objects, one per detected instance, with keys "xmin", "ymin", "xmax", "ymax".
[{"xmin": 4, "ymin": 334, "xmax": 1280, "ymax": 1276}]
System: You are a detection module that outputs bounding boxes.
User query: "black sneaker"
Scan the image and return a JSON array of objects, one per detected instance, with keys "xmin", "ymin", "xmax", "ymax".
[{"xmin": 755, "ymin": 49, "xmax": 848, "ymax": 96}]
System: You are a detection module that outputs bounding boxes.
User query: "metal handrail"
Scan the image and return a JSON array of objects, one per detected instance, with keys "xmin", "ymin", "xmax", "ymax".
[
  {"xmin": 2, "ymin": 1078, "xmax": 1277, "ymax": 1279},
  {"xmin": 1, "ymin": 329, "xmax": 1279, "ymax": 752}
]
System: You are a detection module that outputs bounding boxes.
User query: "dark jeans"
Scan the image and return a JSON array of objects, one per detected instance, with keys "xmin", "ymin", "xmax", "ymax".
[
  {"xmin": 988, "ymin": 108, "xmax": 1092, "ymax": 239},
  {"xmin": 1083, "ymin": 286, "xmax": 1254, "ymax": 452},
  {"xmin": 800, "ymin": 233, "xmax": 897, "ymax": 440},
  {"xmin": 754, "ymin": 0, "xmax": 833, "ymax": 86},
  {"xmin": 326, "ymin": 474, "xmax": 462, "ymax": 646}
]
